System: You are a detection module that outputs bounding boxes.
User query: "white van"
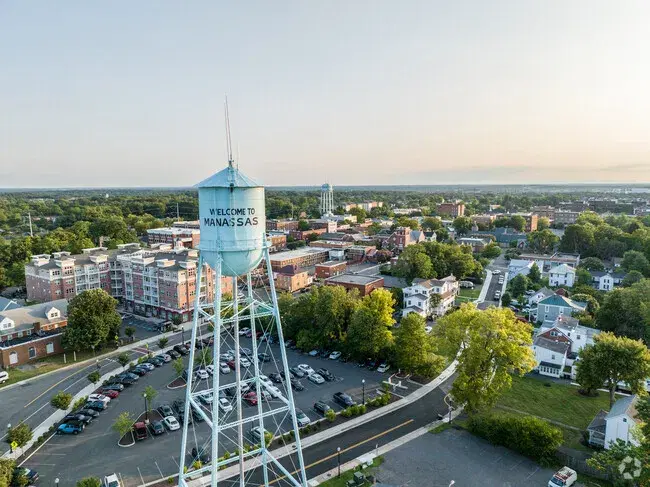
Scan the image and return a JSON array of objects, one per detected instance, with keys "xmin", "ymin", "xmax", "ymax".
[
  {"xmin": 548, "ymin": 466, "xmax": 577, "ymax": 487},
  {"xmin": 0, "ymin": 370, "xmax": 8, "ymax": 384}
]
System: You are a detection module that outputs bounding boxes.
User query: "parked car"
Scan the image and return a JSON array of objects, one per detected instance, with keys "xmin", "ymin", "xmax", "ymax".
[
  {"xmin": 265, "ymin": 385, "xmax": 282, "ymax": 398},
  {"xmin": 14, "ymin": 468, "xmax": 39, "ymax": 485},
  {"xmin": 151, "ymin": 421, "xmax": 165, "ymax": 436},
  {"xmin": 240, "ymin": 347, "xmax": 252, "ymax": 357},
  {"xmin": 198, "ymin": 392, "xmax": 214, "ymax": 405},
  {"xmin": 377, "ymin": 363, "xmax": 390, "ymax": 373},
  {"xmin": 191, "ymin": 447, "xmax": 211, "ymax": 464},
  {"xmin": 284, "ymin": 339, "xmax": 295, "ymax": 348},
  {"xmin": 168, "ymin": 349, "xmax": 181, "ymax": 359},
  {"xmin": 269, "ymin": 372, "xmax": 283, "ymax": 384},
  {"xmin": 220, "ymin": 353, "xmax": 233, "ymax": 362},
  {"xmin": 133, "ymin": 422, "xmax": 147, "ymax": 440},
  {"xmin": 57, "ymin": 423, "xmax": 84, "ymax": 435},
  {"xmin": 147, "ymin": 357, "xmax": 163, "ymax": 367},
  {"xmin": 158, "ymin": 403, "xmax": 175, "ymax": 418},
  {"xmin": 97, "ymin": 388, "xmax": 119, "ymax": 398},
  {"xmin": 64, "ymin": 413, "xmax": 92, "ymax": 425},
  {"xmin": 219, "ymin": 363, "xmax": 231, "ymax": 374},
  {"xmin": 333, "ymin": 392, "xmax": 355, "ymax": 407},
  {"xmin": 218, "ymin": 398, "xmax": 233, "ymax": 412},
  {"xmin": 250, "ymin": 426, "xmax": 270, "ymax": 443},
  {"xmin": 238, "ymin": 327, "xmax": 250, "ymax": 336},
  {"xmin": 173, "ymin": 345, "xmax": 189, "ymax": 356},
  {"xmin": 308, "ymin": 350, "xmax": 319, "ymax": 357},
  {"xmin": 205, "ymin": 364, "xmax": 215, "ymax": 375},
  {"xmin": 243, "ymin": 392, "xmax": 258, "ymax": 406},
  {"xmin": 88, "ymin": 393, "xmax": 111, "ymax": 404},
  {"xmin": 290, "ymin": 378, "xmax": 304, "ymax": 391},
  {"xmin": 548, "ymin": 466, "xmax": 577, "ymax": 487},
  {"xmin": 101, "ymin": 384, "xmax": 124, "ymax": 392},
  {"xmin": 240, "ymin": 357, "xmax": 251, "ymax": 368},
  {"xmin": 298, "ymin": 364, "xmax": 315, "ymax": 375},
  {"xmin": 129, "ymin": 367, "xmax": 147, "ymax": 376},
  {"xmin": 138, "ymin": 362, "xmax": 155, "ymax": 371},
  {"xmin": 77, "ymin": 408, "xmax": 99, "ymax": 418},
  {"xmin": 329, "ymin": 351, "xmax": 342, "ymax": 360},
  {"xmin": 157, "ymin": 353, "xmax": 172, "ymax": 363},
  {"xmin": 172, "ymin": 399, "xmax": 186, "ymax": 416},
  {"xmin": 294, "ymin": 409, "xmax": 311, "ymax": 427},
  {"xmin": 103, "ymin": 473, "xmax": 120, "ymax": 487},
  {"xmin": 316, "ymin": 368, "xmax": 334, "ymax": 381},
  {"xmin": 195, "ymin": 368, "xmax": 209, "ymax": 380},
  {"xmin": 308, "ymin": 373, "xmax": 325, "ymax": 384},
  {"xmin": 314, "ymin": 401, "xmax": 332, "ymax": 415},
  {"xmin": 492, "ymin": 269, "xmax": 501, "ymax": 275},
  {"xmin": 289, "ymin": 367, "xmax": 305, "ymax": 378},
  {"xmin": 319, "ymin": 350, "xmax": 331, "ymax": 358},
  {"xmin": 257, "ymin": 352, "xmax": 271, "ymax": 362},
  {"xmin": 85, "ymin": 400, "xmax": 107, "ymax": 411},
  {"xmin": 163, "ymin": 416, "xmax": 180, "ymax": 431},
  {"xmin": 0, "ymin": 371, "xmax": 8, "ymax": 384}
]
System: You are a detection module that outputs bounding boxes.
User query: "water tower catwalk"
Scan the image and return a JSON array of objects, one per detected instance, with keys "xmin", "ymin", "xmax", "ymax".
[{"xmin": 178, "ymin": 132, "xmax": 308, "ymax": 486}]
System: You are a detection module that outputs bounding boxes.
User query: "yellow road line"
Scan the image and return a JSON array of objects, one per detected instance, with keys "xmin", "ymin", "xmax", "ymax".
[
  {"xmin": 265, "ymin": 418, "xmax": 414, "ymax": 485},
  {"xmin": 24, "ymin": 361, "xmax": 100, "ymax": 408}
]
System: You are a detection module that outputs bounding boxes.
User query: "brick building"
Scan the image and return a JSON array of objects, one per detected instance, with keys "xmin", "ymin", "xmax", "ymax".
[
  {"xmin": 325, "ymin": 274, "xmax": 384, "ymax": 296},
  {"xmin": 531, "ymin": 206, "xmax": 556, "ymax": 220},
  {"xmin": 266, "ymin": 219, "xmax": 300, "ymax": 232},
  {"xmin": 268, "ymin": 247, "xmax": 331, "ymax": 270},
  {"xmin": 309, "ymin": 240, "xmax": 353, "ymax": 250},
  {"xmin": 289, "ymin": 227, "xmax": 328, "ymax": 241},
  {"xmin": 315, "ymin": 261, "xmax": 347, "ymax": 279},
  {"xmin": 147, "ymin": 227, "xmax": 200, "ymax": 248},
  {"xmin": 267, "ymin": 232, "xmax": 287, "ymax": 252},
  {"xmin": 437, "ymin": 201, "xmax": 465, "ymax": 217},
  {"xmin": 0, "ymin": 299, "xmax": 68, "ymax": 368},
  {"xmin": 275, "ymin": 265, "xmax": 310, "ymax": 293}
]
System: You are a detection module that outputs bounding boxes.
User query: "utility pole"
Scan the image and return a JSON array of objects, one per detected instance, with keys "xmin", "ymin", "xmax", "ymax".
[
  {"xmin": 176, "ymin": 202, "xmax": 180, "ymax": 221},
  {"xmin": 28, "ymin": 212, "xmax": 33, "ymax": 237}
]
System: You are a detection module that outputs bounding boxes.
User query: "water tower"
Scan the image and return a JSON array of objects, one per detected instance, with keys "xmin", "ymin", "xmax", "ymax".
[
  {"xmin": 320, "ymin": 183, "xmax": 334, "ymax": 217},
  {"xmin": 178, "ymin": 109, "xmax": 308, "ymax": 487}
]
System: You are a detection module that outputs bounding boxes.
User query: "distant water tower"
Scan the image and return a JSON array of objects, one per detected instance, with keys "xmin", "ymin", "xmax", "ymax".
[
  {"xmin": 320, "ymin": 183, "xmax": 334, "ymax": 217},
  {"xmin": 177, "ymin": 104, "xmax": 308, "ymax": 487}
]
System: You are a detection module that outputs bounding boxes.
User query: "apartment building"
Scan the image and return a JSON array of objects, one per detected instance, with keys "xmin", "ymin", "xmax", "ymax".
[
  {"xmin": 402, "ymin": 276, "xmax": 459, "ymax": 318},
  {"xmin": 267, "ymin": 232, "xmax": 287, "ymax": 252},
  {"xmin": 147, "ymin": 227, "xmax": 200, "ymax": 248},
  {"xmin": 554, "ymin": 210, "xmax": 581, "ymax": 225},
  {"xmin": 275, "ymin": 265, "xmax": 310, "ymax": 293},
  {"xmin": 172, "ymin": 220, "xmax": 200, "ymax": 229},
  {"xmin": 470, "ymin": 214, "xmax": 496, "ymax": 226},
  {"xmin": 268, "ymin": 247, "xmax": 331, "ymax": 270},
  {"xmin": 289, "ymin": 227, "xmax": 328, "ymax": 241},
  {"xmin": 510, "ymin": 212, "xmax": 539, "ymax": 232},
  {"xmin": 437, "ymin": 201, "xmax": 465, "ymax": 217},
  {"xmin": 266, "ymin": 219, "xmax": 300, "ymax": 232},
  {"xmin": 315, "ymin": 261, "xmax": 347, "ymax": 279},
  {"xmin": 531, "ymin": 206, "xmax": 556, "ymax": 220}
]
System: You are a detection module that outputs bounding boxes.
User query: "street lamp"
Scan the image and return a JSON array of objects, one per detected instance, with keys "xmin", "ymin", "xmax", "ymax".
[
  {"xmin": 337, "ymin": 447, "xmax": 341, "ymax": 477},
  {"xmin": 7, "ymin": 424, "xmax": 11, "ymax": 453},
  {"xmin": 55, "ymin": 478, "xmax": 60, "ymax": 487},
  {"xmin": 143, "ymin": 392, "xmax": 148, "ymax": 422},
  {"xmin": 91, "ymin": 345, "xmax": 95, "ymax": 357},
  {"xmin": 362, "ymin": 379, "xmax": 366, "ymax": 405}
]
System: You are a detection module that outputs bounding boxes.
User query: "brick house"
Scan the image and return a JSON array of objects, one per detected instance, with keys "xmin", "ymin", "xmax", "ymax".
[
  {"xmin": 275, "ymin": 265, "xmax": 310, "ymax": 293},
  {"xmin": 315, "ymin": 261, "xmax": 347, "ymax": 279}
]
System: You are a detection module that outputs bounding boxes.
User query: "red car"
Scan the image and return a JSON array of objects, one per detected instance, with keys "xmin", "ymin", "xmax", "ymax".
[
  {"xmin": 97, "ymin": 388, "xmax": 120, "ymax": 398},
  {"xmin": 243, "ymin": 392, "xmax": 258, "ymax": 406},
  {"xmin": 227, "ymin": 360, "xmax": 236, "ymax": 370}
]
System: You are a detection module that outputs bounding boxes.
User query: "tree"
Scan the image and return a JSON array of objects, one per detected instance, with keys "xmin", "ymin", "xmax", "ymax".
[
  {"xmin": 576, "ymin": 332, "xmax": 650, "ymax": 408},
  {"xmin": 510, "ymin": 215, "xmax": 526, "ymax": 232},
  {"xmin": 421, "ymin": 217, "xmax": 443, "ymax": 231},
  {"xmin": 501, "ymin": 292, "xmax": 512, "ymax": 307},
  {"xmin": 172, "ymin": 358, "xmax": 185, "ymax": 378},
  {"xmin": 527, "ymin": 230, "xmax": 559, "ymax": 254},
  {"xmin": 528, "ymin": 263, "xmax": 541, "ymax": 284},
  {"xmin": 112, "ymin": 412, "xmax": 134, "ymax": 438},
  {"xmin": 143, "ymin": 385, "xmax": 157, "ymax": 411},
  {"xmin": 62, "ymin": 289, "xmax": 121, "ymax": 351},
  {"xmin": 587, "ymin": 439, "xmax": 648, "ymax": 486},
  {"xmin": 50, "ymin": 391, "xmax": 73, "ymax": 410},
  {"xmin": 393, "ymin": 245, "xmax": 434, "ymax": 282},
  {"xmin": 537, "ymin": 217, "xmax": 550, "ymax": 230},
  {"xmin": 509, "ymin": 274, "xmax": 529, "ymax": 298},
  {"xmin": 195, "ymin": 347, "xmax": 212, "ymax": 365},
  {"xmin": 87, "ymin": 370, "xmax": 101, "ymax": 385},
  {"xmin": 622, "ymin": 270, "xmax": 644, "ymax": 287},
  {"xmin": 171, "ymin": 315, "xmax": 183, "ymax": 327},
  {"xmin": 596, "ymin": 280, "xmax": 650, "ymax": 340},
  {"xmin": 346, "ymin": 289, "xmax": 395, "ymax": 360},
  {"xmin": 158, "ymin": 336, "xmax": 169, "ymax": 350},
  {"xmin": 575, "ymin": 268, "xmax": 592, "ymax": 287},
  {"xmin": 124, "ymin": 326, "xmax": 136, "ymax": 339},
  {"xmin": 297, "ymin": 220, "xmax": 310, "ymax": 231},
  {"xmin": 622, "ymin": 250, "xmax": 650, "ymax": 276},
  {"xmin": 0, "ymin": 459, "xmax": 15, "ymax": 487},
  {"xmin": 117, "ymin": 352, "xmax": 130, "ymax": 370},
  {"xmin": 579, "ymin": 257, "xmax": 605, "ymax": 272},
  {"xmin": 5, "ymin": 422, "xmax": 32, "ymax": 449},
  {"xmin": 559, "ymin": 224, "xmax": 595, "ymax": 255},
  {"xmin": 435, "ymin": 305, "xmax": 536, "ymax": 414},
  {"xmin": 76, "ymin": 479, "xmax": 101, "ymax": 487},
  {"xmin": 570, "ymin": 294, "xmax": 599, "ymax": 315},
  {"xmin": 481, "ymin": 244, "xmax": 501, "ymax": 259},
  {"xmin": 11, "ymin": 470, "xmax": 28, "ymax": 487},
  {"xmin": 452, "ymin": 216, "xmax": 473, "ymax": 236},
  {"xmin": 393, "ymin": 313, "xmax": 444, "ymax": 376}
]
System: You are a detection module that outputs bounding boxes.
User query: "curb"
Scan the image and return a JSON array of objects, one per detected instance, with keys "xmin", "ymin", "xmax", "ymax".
[{"xmin": 118, "ymin": 432, "xmax": 135, "ymax": 448}]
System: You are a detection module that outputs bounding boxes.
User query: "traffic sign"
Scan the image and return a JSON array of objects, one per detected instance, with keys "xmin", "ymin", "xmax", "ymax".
[{"xmin": 10, "ymin": 441, "xmax": 17, "ymax": 450}]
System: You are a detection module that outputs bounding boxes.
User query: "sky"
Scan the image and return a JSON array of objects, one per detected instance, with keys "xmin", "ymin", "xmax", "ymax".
[{"xmin": 2, "ymin": 1, "xmax": 650, "ymax": 188}]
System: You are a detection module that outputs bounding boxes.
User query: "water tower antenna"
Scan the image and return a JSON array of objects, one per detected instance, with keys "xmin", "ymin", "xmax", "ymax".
[{"xmin": 224, "ymin": 97, "xmax": 234, "ymax": 168}]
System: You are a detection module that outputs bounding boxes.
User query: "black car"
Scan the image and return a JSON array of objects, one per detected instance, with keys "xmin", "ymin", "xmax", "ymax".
[
  {"xmin": 289, "ymin": 367, "xmax": 305, "ymax": 378},
  {"xmin": 77, "ymin": 408, "xmax": 100, "ymax": 418},
  {"xmin": 13, "ymin": 467, "xmax": 39, "ymax": 486},
  {"xmin": 148, "ymin": 357, "xmax": 164, "ymax": 367},
  {"xmin": 151, "ymin": 421, "xmax": 165, "ymax": 435},
  {"xmin": 224, "ymin": 386, "xmax": 238, "ymax": 397},
  {"xmin": 158, "ymin": 403, "xmax": 175, "ymax": 418},
  {"xmin": 85, "ymin": 400, "xmax": 107, "ymax": 411},
  {"xmin": 191, "ymin": 447, "xmax": 211, "ymax": 464},
  {"xmin": 174, "ymin": 345, "xmax": 189, "ymax": 356},
  {"xmin": 129, "ymin": 367, "xmax": 147, "ymax": 376},
  {"xmin": 280, "ymin": 370, "xmax": 289, "ymax": 380},
  {"xmin": 116, "ymin": 375, "xmax": 136, "ymax": 385},
  {"xmin": 319, "ymin": 350, "xmax": 331, "ymax": 358},
  {"xmin": 64, "ymin": 413, "xmax": 92, "ymax": 425},
  {"xmin": 290, "ymin": 378, "xmax": 304, "ymax": 391},
  {"xmin": 268, "ymin": 372, "xmax": 283, "ymax": 384},
  {"xmin": 316, "ymin": 368, "xmax": 334, "ymax": 381},
  {"xmin": 195, "ymin": 339, "xmax": 205, "ymax": 349},
  {"xmin": 257, "ymin": 352, "xmax": 271, "ymax": 362},
  {"xmin": 168, "ymin": 349, "xmax": 181, "ymax": 359},
  {"xmin": 333, "ymin": 392, "xmax": 355, "ymax": 407},
  {"xmin": 192, "ymin": 408, "xmax": 205, "ymax": 422},
  {"xmin": 102, "ymin": 383, "xmax": 125, "ymax": 392},
  {"xmin": 314, "ymin": 401, "xmax": 332, "ymax": 415},
  {"xmin": 172, "ymin": 399, "xmax": 185, "ymax": 415}
]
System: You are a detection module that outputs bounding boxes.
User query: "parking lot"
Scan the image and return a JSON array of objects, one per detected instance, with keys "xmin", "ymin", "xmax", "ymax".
[{"xmin": 22, "ymin": 333, "xmax": 412, "ymax": 487}]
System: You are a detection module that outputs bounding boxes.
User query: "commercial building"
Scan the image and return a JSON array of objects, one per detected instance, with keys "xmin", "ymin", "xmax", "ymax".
[
  {"xmin": 315, "ymin": 261, "xmax": 347, "ymax": 279},
  {"xmin": 267, "ymin": 232, "xmax": 287, "ymax": 252},
  {"xmin": 0, "ymin": 299, "xmax": 68, "ymax": 368},
  {"xmin": 309, "ymin": 240, "xmax": 353, "ymax": 250},
  {"xmin": 324, "ymin": 274, "xmax": 384, "ymax": 296},
  {"xmin": 289, "ymin": 227, "xmax": 328, "ymax": 241},
  {"xmin": 470, "ymin": 214, "xmax": 496, "ymax": 226},
  {"xmin": 509, "ymin": 212, "xmax": 538, "ymax": 232},
  {"xmin": 172, "ymin": 220, "xmax": 200, "ymax": 230},
  {"xmin": 346, "ymin": 245, "xmax": 377, "ymax": 262},
  {"xmin": 268, "ymin": 247, "xmax": 331, "ymax": 270},
  {"xmin": 275, "ymin": 265, "xmax": 310, "ymax": 293},
  {"xmin": 343, "ymin": 201, "xmax": 383, "ymax": 212},
  {"xmin": 437, "ymin": 201, "xmax": 465, "ymax": 218},
  {"xmin": 531, "ymin": 206, "xmax": 556, "ymax": 220},
  {"xmin": 147, "ymin": 227, "xmax": 200, "ymax": 248},
  {"xmin": 553, "ymin": 210, "xmax": 581, "ymax": 225},
  {"xmin": 266, "ymin": 219, "xmax": 300, "ymax": 232},
  {"xmin": 402, "ymin": 276, "xmax": 459, "ymax": 318}
]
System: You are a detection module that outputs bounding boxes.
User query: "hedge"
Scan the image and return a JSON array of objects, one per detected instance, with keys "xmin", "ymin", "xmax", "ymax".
[{"xmin": 466, "ymin": 413, "xmax": 562, "ymax": 464}]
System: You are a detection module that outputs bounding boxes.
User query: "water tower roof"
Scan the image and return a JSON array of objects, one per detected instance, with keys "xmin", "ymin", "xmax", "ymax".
[{"xmin": 196, "ymin": 166, "xmax": 261, "ymax": 189}]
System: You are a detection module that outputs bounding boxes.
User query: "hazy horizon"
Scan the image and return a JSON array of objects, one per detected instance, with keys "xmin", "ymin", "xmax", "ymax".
[{"xmin": 3, "ymin": 1, "xmax": 650, "ymax": 188}]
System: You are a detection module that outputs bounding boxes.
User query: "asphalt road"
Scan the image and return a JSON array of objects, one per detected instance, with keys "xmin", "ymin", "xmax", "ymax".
[
  {"xmin": 20, "ymin": 336, "xmax": 408, "ymax": 487},
  {"xmin": 477, "ymin": 255, "xmax": 508, "ymax": 310}
]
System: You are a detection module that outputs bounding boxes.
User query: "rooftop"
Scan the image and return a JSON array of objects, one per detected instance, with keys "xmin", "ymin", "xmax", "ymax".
[
  {"xmin": 316, "ymin": 260, "xmax": 346, "ymax": 268},
  {"xmin": 325, "ymin": 274, "xmax": 384, "ymax": 286},
  {"xmin": 269, "ymin": 247, "xmax": 331, "ymax": 262},
  {"xmin": 533, "ymin": 336, "xmax": 571, "ymax": 354},
  {"xmin": 607, "ymin": 395, "xmax": 640, "ymax": 422},
  {"xmin": 0, "ymin": 299, "xmax": 68, "ymax": 335}
]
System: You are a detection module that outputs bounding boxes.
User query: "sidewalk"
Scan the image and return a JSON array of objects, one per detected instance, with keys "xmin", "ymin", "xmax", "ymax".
[{"xmin": 475, "ymin": 270, "xmax": 493, "ymax": 304}]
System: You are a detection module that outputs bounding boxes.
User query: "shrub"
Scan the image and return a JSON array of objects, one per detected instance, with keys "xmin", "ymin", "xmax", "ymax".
[
  {"xmin": 325, "ymin": 409, "xmax": 336, "ymax": 422},
  {"xmin": 167, "ymin": 478, "xmax": 175, "ymax": 485},
  {"xmin": 51, "ymin": 391, "xmax": 74, "ymax": 410},
  {"xmin": 223, "ymin": 451, "xmax": 230, "ymax": 460},
  {"xmin": 466, "ymin": 414, "xmax": 562, "ymax": 464},
  {"xmin": 341, "ymin": 407, "xmax": 352, "ymax": 418},
  {"xmin": 358, "ymin": 404, "xmax": 367, "ymax": 414}
]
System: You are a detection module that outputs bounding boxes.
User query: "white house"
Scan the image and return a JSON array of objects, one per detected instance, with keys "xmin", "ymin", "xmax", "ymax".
[
  {"xmin": 402, "ymin": 276, "xmax": 459, "ymax": 318},
  {"xmin": 588, "ymin": 395, "xmax": 642, "ymax": 449},
  {"xmin": 590, "ymin": 271, "xmax": 627, "ymax": 291},
  {"xmin": 536, "ymin": 294, "xmax": 586, "ymax": 324},
  {"xmin": 548, "ymin": 263, "xmax": 576, "ymax": 287},
  {"xmin": 507, "ymin": 259, "xmax": 534, "ymax": 281},
  {"xmin": 532, "ymin": 335, "xmax": 570, "ymax": 378},
  {"xmin": 527, "ymin": 287, "xmax": 555, "ymax": 307},
  {"xmin": 538, "ymin": 315, "xmax": 599, "ymax": 355}
]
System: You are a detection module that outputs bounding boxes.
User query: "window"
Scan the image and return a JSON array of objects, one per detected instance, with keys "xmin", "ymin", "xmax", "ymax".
[
  {"xmin": 28, "ymin": 347, "xmax": 36, "ymax": 359},
  {"xmin": 545, "ymin": 305, "xmax": 550, "ymax": 312},
  {"xmin": 46, "ymin": 342, "xmax": 54, "ymax": 354},
  {"xmin": 550, "ymin": 331, "xmax": 557, "ymax": 337},
  {"xmin": 551, "ymin": 354, "xmax": 555, "ymax": 360},
  {"xmin": 9, "ymin": 352, "xmax": 18, "ymax": 364}
]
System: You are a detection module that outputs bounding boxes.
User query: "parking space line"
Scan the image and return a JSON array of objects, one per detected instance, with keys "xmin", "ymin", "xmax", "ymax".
[
  {"xmin": 154, "ymin": 461, "xmax": 164, "ymax": 479},
  {"xmin": 137, "ymin": 466, "xmax": 145, "ymax": 486},
  {"xmin": 171, "ymin": 456, "xmax": 179, "ymax": 468}
]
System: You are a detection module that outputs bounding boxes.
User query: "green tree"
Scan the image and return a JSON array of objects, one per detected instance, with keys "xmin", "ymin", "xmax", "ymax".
[
  {"xmin": 195, "ymin": 347, "xmax": 212, "ymax": 365},
  {"xmin": 509, "ymin": 215, "xmax": 526, "ymax": 232},
  {"xmin": 5, "ymin": 422, "xmax": 32, "ymax": 449},
  {"xmin": 559, "ymin": 224, "xmax": 595, "ymax": 255},
  {"xmin": 158, "ymin": 336, "xmax": 169, "ymax": 350},
  {"xmin": 0, "ymin": 459, "xmax": 16, "ymax": 487},
  {"xmin": 501, "ymin": 292, "xmax": 512, "ymax": 307},
  {"xmin": 528, "ymin": 263, "xmax": 541, "ymax": 284},
  {"xmin": 297, "ymin": 220, "xmax": 310, "ymax": 231},
  {"xmin": 117, "ymin": 352, "xmax": 130, "ymax": 370},
  {"xmin": 62, "ymin": 289, "xmax": 121, "ymax": 351},
  {"xmin": 481, "ymin": 244, "xmax": 501, "ymax": 259},
  {"xmin": 171, "ymin": 315, "xmax": 183, "ymax": 327},
  {"xmin": 587, "ymin": 440, "xmax": 648, "ymax": 486},
  {"xmin": 576, "ymin": 332, "xmax": 650, "ymax": 408},
  {"xmin": 143, "ymin": 385, "xmax": 157, "ymax": 411},
  {"xmin": 527, "ymin": 229, "xmax": 559, "ymax": 254},
  {"xmin": 622, "ymin": 270, "xmax": 644, "ymax": 287},
  {"xmin": 11, "ymin": 470, "xmax": 28, "ymax": 487},
  {"xmin": 393, "ymin": 245, "xmax": 434, "ymax": 282},
  {"xmin": 124, "ymin": 326, "xmax": 136, "ymax": 339},
  {"xmin": 575, "ymin": 268, "xmax": 592, "ymax": 286},
  {"xmin": 435, "ymin": 304, "xmax": 536, "ymax": 414},
  {"xmin": 346, "ymin": 289, "xmax": 395, "ymax": 359},
  {"xmin": 87, "ymin": 370, "xmax": 101, "ymax": 385},
  {"xmin": 50, "ymin": 391, "xmax": 73, "ymax": 410},
  {"xmin": 76, "ymin": 478, "xmax": 101, "ymax": 487},
  {"xmin": 112, "ymin": 411, "xmax": 134, "ymax": 438},
  {"xmin": 421, "ymin": 217, "xmax": 443, "ymax": 231},
  {"xmin": 395, "ymin": 217, "xmax": 419, "ymax": 230},
  {"xmin": 393, "ymin": 313, "xmax": 444, "ymax": 376},
  {"xmin": 570, "ymin": 294, "xmax": 599, "ymax": 315},
  {"xmin": 579, "ymin": 257, "xmax": 605, "ymax": 271},
  {"xmin": 596, "ymin": 280, "xmax": 650, "ymax": 340},
  {"xmin": 172, "ymin": 357, "xmax": 185, "ymax": 378},
  {"xmin": 537, "ymin": 217, "xmax": 550, "ymax": 230},
  {"xmin": 452, "ymin": 216, "xmax": 473, "ymax": 236},
  {"xmin": 622, "ymin": 250, "xmax": 650, "ymax": 276},
  {"xmin": 509, "ymin": 274, "xmax": 529, "ymax": 298}
]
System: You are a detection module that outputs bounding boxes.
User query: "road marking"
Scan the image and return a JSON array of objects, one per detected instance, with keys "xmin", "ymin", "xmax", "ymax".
[
  {"xmin": 154, "ymin": 461, "xmax": 164, "ymax": 478},
  {"xmin": 265, "ymin": 419, "xmax": 414, "ymax": 486},
  {"xmin": 526, "ymin": 466, "xmax": 540, "ymax": 480},
  {"xmin": 137, "ymin": 466, "xmax": 145, "ymax": 486}
]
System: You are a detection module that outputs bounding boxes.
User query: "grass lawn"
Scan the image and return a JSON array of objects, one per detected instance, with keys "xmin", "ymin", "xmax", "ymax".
[
  {"xmin": 317, "ymin": 457, "xmax": 384, "ymax": 487},
  {"xmin": 456, "ymin": 287, "xmax": 481, "ymax": 305}
]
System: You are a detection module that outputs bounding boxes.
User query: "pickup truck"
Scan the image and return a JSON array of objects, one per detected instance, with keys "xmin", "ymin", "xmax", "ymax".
[{"xmin": 133, "ymin": 422, "xmax": 147, "ymax": 441}]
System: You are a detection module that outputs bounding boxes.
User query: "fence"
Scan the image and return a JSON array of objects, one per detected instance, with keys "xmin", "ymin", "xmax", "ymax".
[{"xmin": 555, "ymin": 448, "xmax": 610, "ymax": 481}]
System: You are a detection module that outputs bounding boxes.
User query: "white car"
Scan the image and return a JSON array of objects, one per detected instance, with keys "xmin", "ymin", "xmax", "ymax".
[
  {"xmin": 492, "ymin": 269, "xmax": 501, "ymax": 275},
  {"xmin": 138, "ymin": 362, "xmax": 155, "ymax": 371},
  {"xmin": 238, "ymin": 327, "xmax": 250, "ymax": 336},
  {"xmin": 250, "ymin": 426, "xmax": 270, "ymax": 443},
  {"xmin": 240, "ymin": 357, "xmax": 251, "ymax": 368},
  {"xmin": 297, "ymin": 364, "xmax": 315, "ymax": 375},
  {"xmin": 308, "ymin": 350, "xmax": 319, "ymax": 357},
  {"xmin": 103, "ymin": 474, "xmax": 120, "ymax": 487},
  {"xmin": 308, "ymin": 373, "xmax": 325, "ymax": 384},
  {"xmin": 219, "ymin": 362, "xmax": 231, "ymax": 374},
  {"xmin": 424, "ymin": 326, "xmax": 433, "ymax": 334},
  {"xmin": 264, "ymin": 384, "xmax": 282, "ymax": 398},
  {"xmin": 218, "ymin": 398, "xmax": 233, "ymax": 412},
  {"xmin": 220, "ymin": 353, "xmax": 233, "ymax": 362},
  {"xmin": 294, "ymin": 409, "xmax": 311, "ymax": 427},
  {"xmin": 88, "ymin": 393, "xmax": 111, "ymax": 404},
  {"xmin": 163, "ymin": 416, "xmax": 180, "ymax": 431},
  {"xmin": 329, "ymin": 351, "xmax": 342, "ymax": 360},
  {"xmin": 259, "ymin": 375, "xmax": 272, "ymax": 386},
  {"xmin": 205, "ymin": 364, "xmax": 215, "ymax": 375},
  {"xmin": 195, "ymin": 368, "xmax": 209, "ymax": 380},
  {"xmin": 198, "ymin": 391, "xmax": 214, "ymax": 405},
  {"xmin": 377, "ymin": 363, "xmax": 390, "ymax": 373}
]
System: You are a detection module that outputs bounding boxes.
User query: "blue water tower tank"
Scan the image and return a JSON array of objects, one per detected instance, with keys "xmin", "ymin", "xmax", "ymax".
[{"xmin": 197, "ymin": 165, "xmax": 266, "ymax": 276}]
